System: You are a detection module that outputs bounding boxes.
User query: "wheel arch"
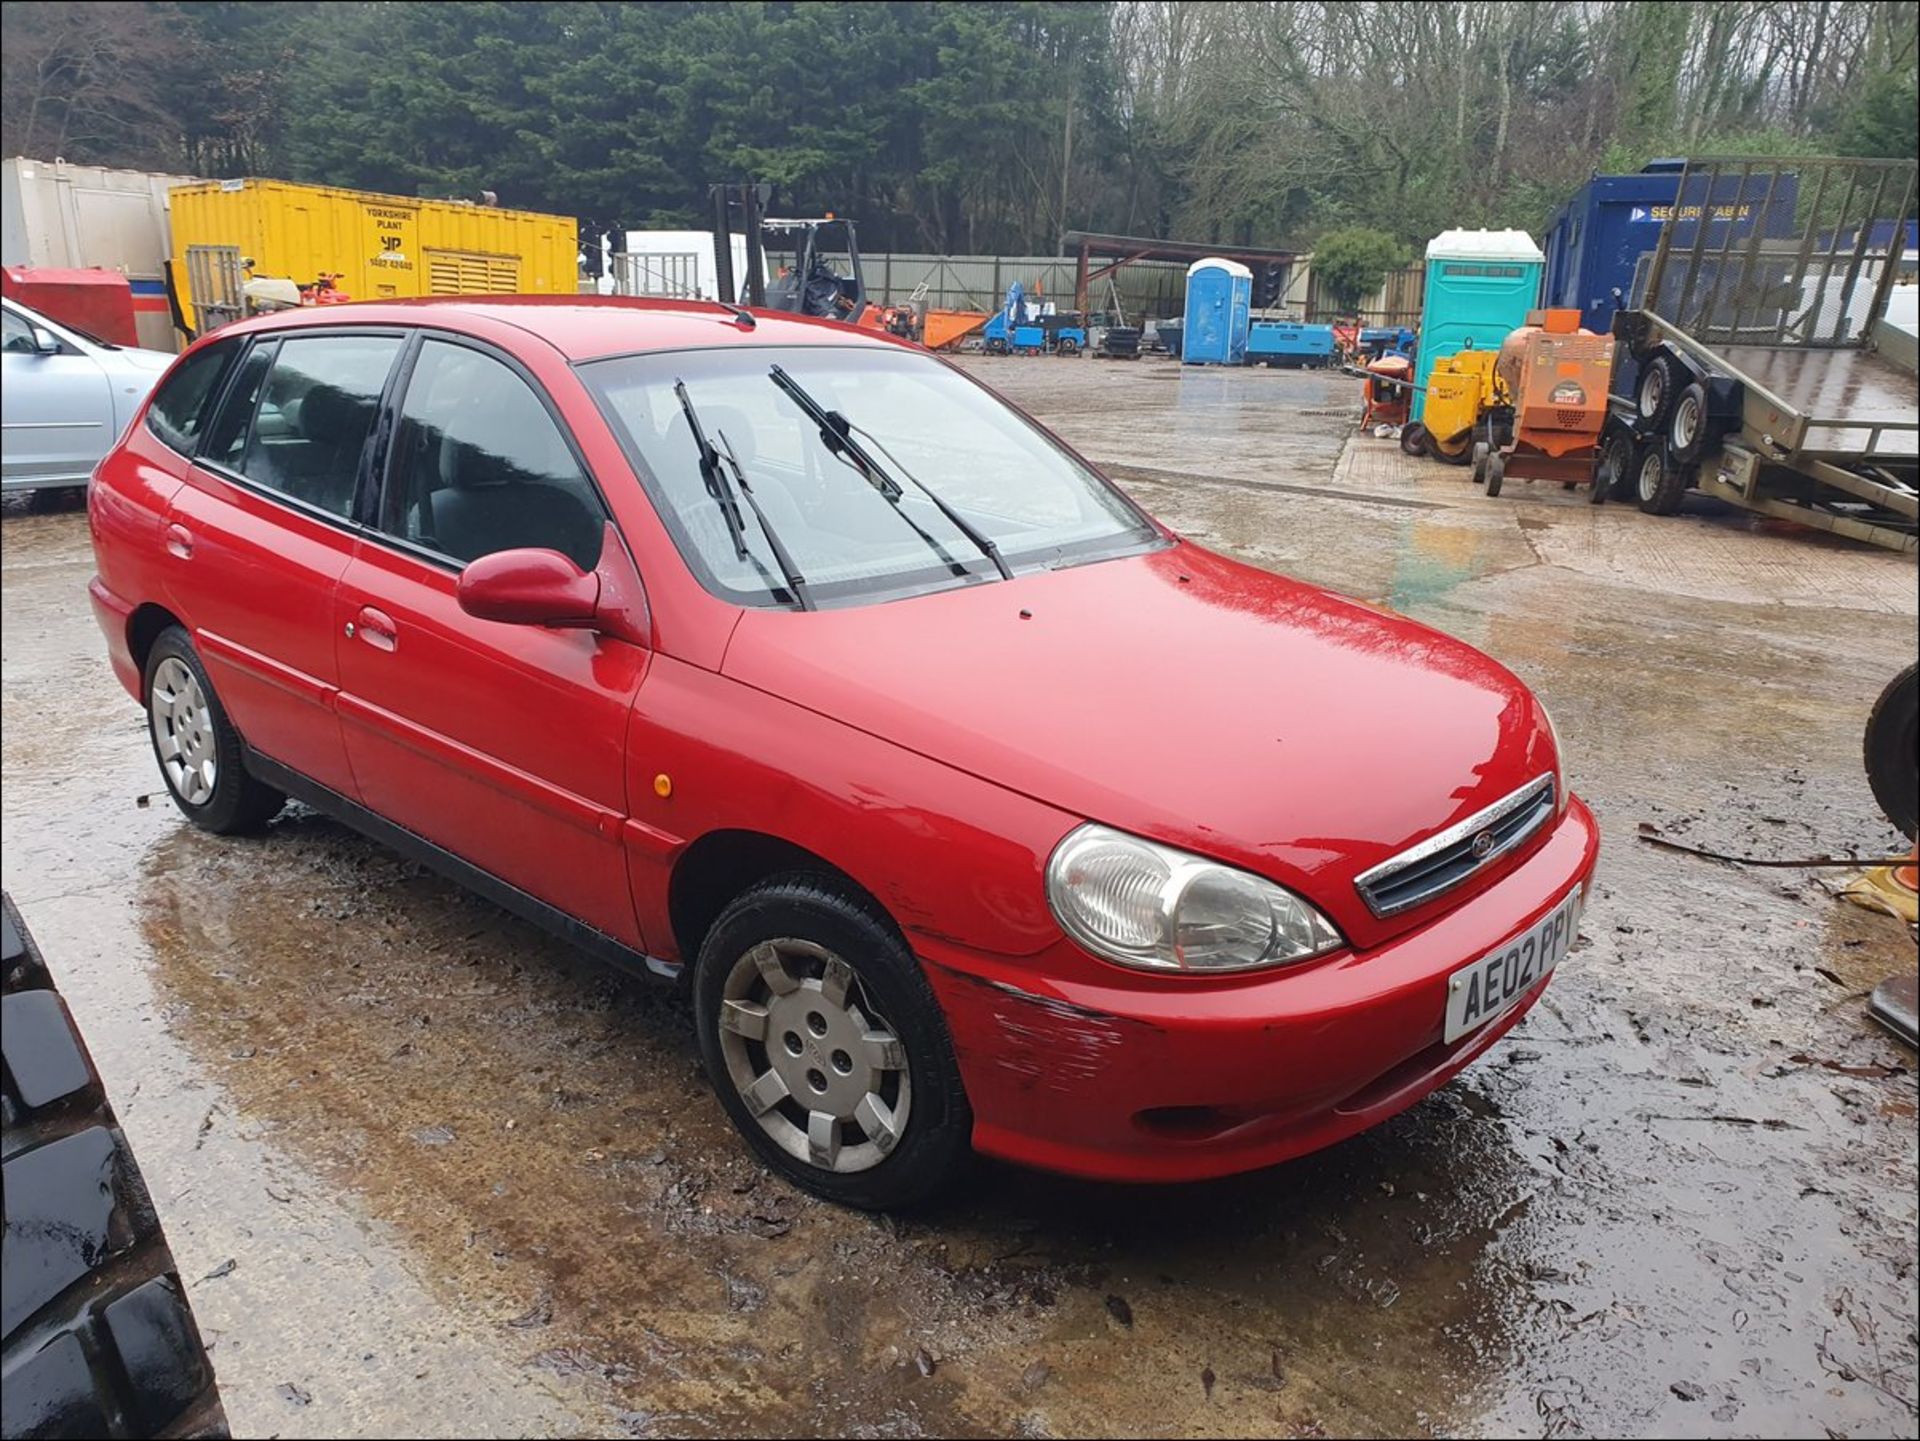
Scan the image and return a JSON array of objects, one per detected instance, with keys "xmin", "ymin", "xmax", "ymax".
[
  {"xmin": 669, "ymin": 828, "xmax": 892, "ymax": 967},
  {"xmin": 127, "ymin": 602, "xmax": 188, "ymax": 699}
]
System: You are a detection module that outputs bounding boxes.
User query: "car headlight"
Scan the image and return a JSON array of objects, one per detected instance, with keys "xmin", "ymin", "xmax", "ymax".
[
  {"xmin": 1045, "ymin": 824, "xmax": 1343, "ymax": 973},
  {"xmin": 1539, "ymin": 701, "xmax": 1568, "ymax": 811}
]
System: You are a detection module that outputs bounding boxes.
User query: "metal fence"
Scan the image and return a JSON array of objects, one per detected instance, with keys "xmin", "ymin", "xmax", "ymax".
[
  {"xmin": 767, "ymin": 250, "xmax": 1191, "ymax": 320},
  {"xmin": 762, "ymin": 249, "xmax": 1431, "ymax": 328}
]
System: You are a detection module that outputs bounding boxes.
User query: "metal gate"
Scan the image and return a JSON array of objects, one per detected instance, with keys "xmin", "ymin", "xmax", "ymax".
[
  {"xmin": 185, "ymin": 243, "xmax": 243, "ymax": 335},
  {"xmin": 612, "ymin": 251, "xmax": 701, "ymax": 298}
]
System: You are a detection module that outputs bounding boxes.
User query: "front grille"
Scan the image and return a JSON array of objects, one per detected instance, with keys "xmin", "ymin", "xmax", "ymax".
[
  {"xmin": 1556, "ymin": 408, "xmax": 1586, "ymax": 428},
  {"xmin": 1354, "ymin": 775, "xmax": 1556, "ymax": 918}
]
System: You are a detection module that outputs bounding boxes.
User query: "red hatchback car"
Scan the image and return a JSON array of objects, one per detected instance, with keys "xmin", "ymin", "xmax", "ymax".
[{"xmin": 88, "ymin": 298, "xmax": 1598, "ymax": 1207}]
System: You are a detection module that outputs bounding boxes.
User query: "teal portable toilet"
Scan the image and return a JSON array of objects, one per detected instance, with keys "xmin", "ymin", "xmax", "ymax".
[
  {"xmin": 1413, "ymin": 229, "xmax": 1544, "ymax": 420},
  {"xmin": 1182, "ymin": 258, "xmax": 1252, "ymax": 365}
]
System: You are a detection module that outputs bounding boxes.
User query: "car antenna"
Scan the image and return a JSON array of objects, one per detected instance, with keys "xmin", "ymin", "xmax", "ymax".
[{"xmin": 717, "ymin": 301, "xmax": 755, "ymax": 330}]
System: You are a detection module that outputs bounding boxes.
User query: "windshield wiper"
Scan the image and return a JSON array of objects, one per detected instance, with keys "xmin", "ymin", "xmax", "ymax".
[
  {"xmin": 768, "ymin": 364, "xmax": 1013, "ymax": 581},
  {"xmin": 674, "ymin": 379, "xmax": 814, "ymax": 610}
]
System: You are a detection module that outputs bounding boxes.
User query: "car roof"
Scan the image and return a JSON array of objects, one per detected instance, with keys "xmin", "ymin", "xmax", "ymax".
[{"xmin": 214, "ymin": 294, "xmax": 914, "ymax": 363}]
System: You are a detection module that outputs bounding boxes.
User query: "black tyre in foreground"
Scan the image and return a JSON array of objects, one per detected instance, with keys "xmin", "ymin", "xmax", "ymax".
[
  {"xmin": 693, "ymin": 873, "xmax": 972, "ymax": 1210},
  {"xmin": 2, "ymin": 894, "xmax": 229, "ymax": 1440},
  {"xmin": 1864, "ymin": 663, "xmax": 1918, "ymax": 840}
]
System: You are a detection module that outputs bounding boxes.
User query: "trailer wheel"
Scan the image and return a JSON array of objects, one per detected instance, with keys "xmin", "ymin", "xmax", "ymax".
[
  {"xmin": 1635, "ymin": 444, "xmax": 1689, "ymax": 515},
  {"xmin": 1669, "ymin": 380, "xmax": 1713, "ymax": 462},
  {"xmin": 1057, "ymin": 336, "xmax": 1080, "ymax": 356},
  {"xmin": 1865, "ymin": 663, "xmax": 1918, "ymax": 840},
  {"xmin": 1595, "ymin": 424, "xmax": 1637, "ymax": 503},
  {"xmin": 1636, "ymin": 352, "xmax": 1685, "ymax": 429},
  {"xmin": 1471, "ymin": 441, "xmax": 1490, "ymax": 484},
  {"xmin": 1399, "ymin": 421, "xmax": 1429, "ymax": 457},
  {"xmin": 1485, "ymin": 453, "xmax": 1505, "ymax": 496}
]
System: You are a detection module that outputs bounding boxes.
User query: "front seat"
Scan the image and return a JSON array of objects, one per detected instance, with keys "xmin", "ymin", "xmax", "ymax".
[{"xmin": 427, "ymin": 429, "xmax": 604, "ymax": 571}]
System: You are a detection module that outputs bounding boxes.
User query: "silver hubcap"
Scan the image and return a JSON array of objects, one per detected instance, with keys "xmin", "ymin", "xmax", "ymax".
[
  {"xmin": 150, "ymin": 656, "xmax": 218, "ymax": 805},
  {"xmin": 1641, "ymin": 367, "xmax": 1664, "ymax": 418},
  {"xmin": 1673, "ymin": 394, "xmax": 1700, "ymax": 450},
  {"xmin": 717, "ymin": 938, "xmax": 910, "ymax": 1174}
]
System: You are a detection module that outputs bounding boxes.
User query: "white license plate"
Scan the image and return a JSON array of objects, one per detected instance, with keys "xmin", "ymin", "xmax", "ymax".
[{"xmin": 1443, "ymin": 891, "xmax": 1580, "ymax": 1043}]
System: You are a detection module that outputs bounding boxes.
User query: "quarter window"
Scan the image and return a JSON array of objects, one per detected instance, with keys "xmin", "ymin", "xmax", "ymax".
[
  {"xmin": 2, "ymin": 308, "xmax": 36, "ymax": 353},
  {"xmin": 380, "ymin": 339, "xmax": 606, "ymax": 570},
  {"xmin": 226, "ymin": 335, "xmax": 402, "ymax": 518},
  {"xmin": 145, "ymin": 340, "xmax": 239, "ymax": 455}
]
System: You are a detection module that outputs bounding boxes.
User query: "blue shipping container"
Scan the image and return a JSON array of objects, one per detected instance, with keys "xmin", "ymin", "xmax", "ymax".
[
  {"xmin": 1182, "ymin": 258, "xmax": 1252, "ymax": 365},
  {"xmin": 1542, "ymin": 161, "xmax": 1801, "ymax": 338}
]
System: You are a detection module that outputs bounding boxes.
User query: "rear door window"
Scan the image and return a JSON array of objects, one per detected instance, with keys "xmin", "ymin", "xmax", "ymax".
[
  {"xmin": 145, "ymin": 340, "xmax": 239, "ymax": 455},
  {"xmin": 377, "ymin": 338, "xmax": 607, "ymax": 570},
  {"xmin": 222, "ymin": 334, "xmax": 402, "ymax": 518}
]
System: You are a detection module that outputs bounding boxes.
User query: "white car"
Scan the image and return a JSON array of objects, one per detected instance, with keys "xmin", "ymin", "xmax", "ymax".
[{"xmin": 2, "ymin": 298, "xmax": 176, "ymax": 501}]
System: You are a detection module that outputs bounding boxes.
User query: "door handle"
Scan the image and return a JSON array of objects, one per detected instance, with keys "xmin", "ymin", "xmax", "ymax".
[
  {"xmin": 165, "ymin": 523, "xmax": 193, "ymax": 559},
  {"xmin": 351, "ymin": 605, "xmax": 398, "ymax": 653}
]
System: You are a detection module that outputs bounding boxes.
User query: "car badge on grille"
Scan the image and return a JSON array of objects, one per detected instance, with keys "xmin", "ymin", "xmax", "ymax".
[{"xmin": 1469, "ymin": 830, "xmax": 1497, "ymax": 858}]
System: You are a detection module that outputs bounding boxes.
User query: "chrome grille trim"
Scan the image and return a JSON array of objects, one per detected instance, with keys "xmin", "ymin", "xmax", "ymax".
[{"xmin": 1354, "ymin": 774, "xmax": 1556, "ymax": 919}]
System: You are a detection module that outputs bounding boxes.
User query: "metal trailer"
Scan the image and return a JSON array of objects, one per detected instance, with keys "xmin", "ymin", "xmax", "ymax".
[
  {"xmin": 1608, "ymin": 156, "xmax": 1918, "ymax": 553},
  {"xmin": 1, "ymin": 157, "xmax": 205, "ymax": 350}
]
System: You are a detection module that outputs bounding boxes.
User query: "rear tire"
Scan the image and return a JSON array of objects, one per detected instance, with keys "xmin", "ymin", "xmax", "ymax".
[
  {"xmin": 1485, "ymin": 453, "xmax": 1505, "ymax": 496},
  {"xmin": 1635, "ymin": 443, "xmax": 1689, "ymax": 515},
  {"xmin": 692, "ymin": 873, "xmax": 972, "ymax": 1210},
  {"xmin": 25, "ymin": 486, "xmax": 84, "ymax": 514},
  {"xmin": 1865, "ymin": 663, "xmax": 1918, "ymax": 840},
  {"xmin": 143, "ymin": 628, "xmax": 285, "ymax": 835},
  {"xmin": 1471, "ymin": 441, "xmax": 1489, "ymax": 484},
  {"xmin": 1399, "ymin": 421, "xmax": 1429, "ymax": 457}
]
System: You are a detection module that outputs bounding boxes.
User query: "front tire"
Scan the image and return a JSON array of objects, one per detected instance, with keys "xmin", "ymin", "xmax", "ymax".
[
  {"xmin": 693, "ymin": 873, "xmax": 972, "ymax": 1210},
  {"xmin": 1636, "ymin": 352, "xmax": 1685, "ymax": 429},
  {"xmin": 1485, "ymin": 452, "xmax": 1505, "ymax": 496},
  {"xmin": 143, "ymin": 627, "xmax": 285, "ymax": 834},
  {"xmin": 1865, "ymin": 663, "xmax": 1918, "ymax": 840},
  {"xmin": 1669, "ymin": 379, "xmax": 1713, "ymax": 463}
]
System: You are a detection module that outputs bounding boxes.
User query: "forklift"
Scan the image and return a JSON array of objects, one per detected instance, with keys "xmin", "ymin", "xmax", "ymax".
[{"xmin": 709, "ymin": 182, "xmax": 911, "ymax": 335}]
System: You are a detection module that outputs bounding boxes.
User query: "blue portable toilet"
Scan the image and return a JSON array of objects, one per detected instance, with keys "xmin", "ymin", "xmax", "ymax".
[
  {"xmin": 1412, "ymin": 229, "xmax": 1543, "ymax": 421},
  {"xmin": 1182, "ymin": 258, "xmax": 1252, "ymax": 365}
]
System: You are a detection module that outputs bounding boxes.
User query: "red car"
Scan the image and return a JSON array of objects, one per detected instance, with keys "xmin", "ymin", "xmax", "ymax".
[{"xmin": 88, "ymin": 298, "xmax": 1598, "ymax": 1208}]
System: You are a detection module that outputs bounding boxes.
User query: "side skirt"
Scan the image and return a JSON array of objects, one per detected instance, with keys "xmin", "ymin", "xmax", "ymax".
[{"xmin": 242, "ymin": 747, "xmax": 681, "ymax": 985}]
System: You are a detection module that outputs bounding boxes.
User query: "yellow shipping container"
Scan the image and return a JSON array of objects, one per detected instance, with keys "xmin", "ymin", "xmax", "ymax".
[{"xmin": 167, "ymin": 178, "xmax": 578, "ymax": 333}]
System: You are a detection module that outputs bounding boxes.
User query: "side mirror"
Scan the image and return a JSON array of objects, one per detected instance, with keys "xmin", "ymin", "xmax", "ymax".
[
  {"xmin": 457, "ymin": 548, "xmax": 600, "ymax": 628},
  {"xmin": 32, "ymin": 327, "xmax": 61, "ymax": 355}
]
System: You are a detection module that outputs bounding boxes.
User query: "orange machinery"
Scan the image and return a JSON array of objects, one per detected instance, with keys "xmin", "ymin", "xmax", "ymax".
[
  {"xmin": 1359, "ymin": 352, "xmax": 1414, "ymax": 430},
  {"xmin": 1482, "ymin": 308, "xmax": 1616, "ymax": 498}
]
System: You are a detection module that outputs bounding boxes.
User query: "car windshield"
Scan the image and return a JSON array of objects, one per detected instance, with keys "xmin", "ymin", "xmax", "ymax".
[{"xmin": 580, "ymin": 345, "xmax": 1159, "ymax": 608}]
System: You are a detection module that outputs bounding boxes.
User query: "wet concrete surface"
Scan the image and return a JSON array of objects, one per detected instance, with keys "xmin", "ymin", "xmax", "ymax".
[{"xmin": 4, "ymin": 354, "xmax": 1917, "ymax": 1438}]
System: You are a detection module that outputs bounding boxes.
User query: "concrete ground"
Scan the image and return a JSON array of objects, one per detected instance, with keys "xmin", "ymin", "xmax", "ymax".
[{"xmin": 3, "ymin": 352, "xmax": 1916, "ymax": 1440}]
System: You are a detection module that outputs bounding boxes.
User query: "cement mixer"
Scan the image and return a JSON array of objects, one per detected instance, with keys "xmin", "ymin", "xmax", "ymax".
[{"xmin": 1479, "ymin": 309, "xmax": 1617, "ymax": 501}]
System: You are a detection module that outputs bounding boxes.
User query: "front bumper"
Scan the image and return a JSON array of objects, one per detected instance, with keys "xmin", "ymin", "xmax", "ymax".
[{"xmin": 919, "ymin": 796, "xmax": 1599, "ymax": 1183}]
